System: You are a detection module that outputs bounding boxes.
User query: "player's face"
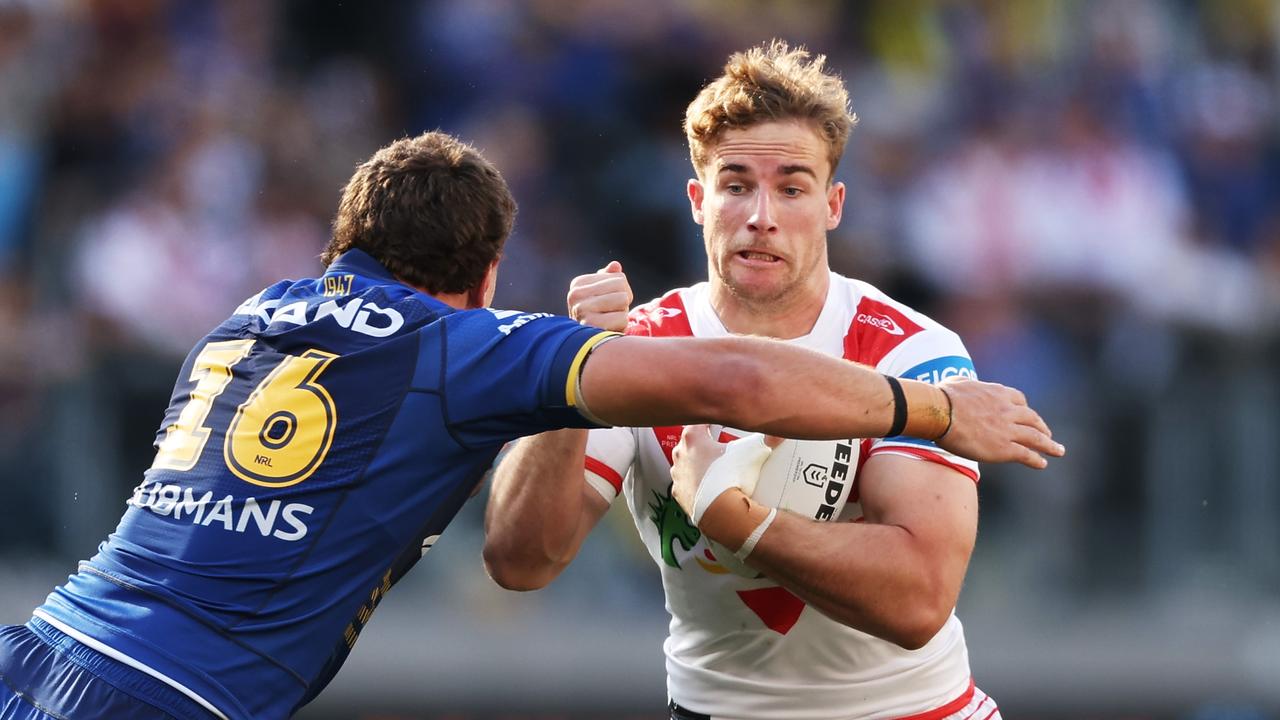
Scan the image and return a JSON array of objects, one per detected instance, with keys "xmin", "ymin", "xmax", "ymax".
[{"xmin": 689, "ymin": 120, "xmax": 845, "ymax": 306}]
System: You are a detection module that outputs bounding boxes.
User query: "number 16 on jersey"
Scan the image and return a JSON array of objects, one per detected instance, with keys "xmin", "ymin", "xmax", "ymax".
[{"xmin": 152, "ymin": 339, "xmax": 339, "ymax": 488}]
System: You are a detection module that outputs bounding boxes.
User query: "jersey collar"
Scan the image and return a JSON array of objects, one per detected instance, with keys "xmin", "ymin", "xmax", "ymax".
[
  {"xmin": 324, "ymin": 249, "xmax": 399, "ymax": 283},
  {"xmin": 323, "ymin": 248, "xmax": 459, "ymax": 314}
]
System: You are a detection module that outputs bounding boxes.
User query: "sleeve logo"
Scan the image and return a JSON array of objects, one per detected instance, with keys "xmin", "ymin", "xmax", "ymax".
[
  {"xmin": 488, "ymin": 309, "xmax": 553, "ymax": 335},
  {"xmin": 901, "ymin": 355, "xmax": 978, "ymax": 385}
]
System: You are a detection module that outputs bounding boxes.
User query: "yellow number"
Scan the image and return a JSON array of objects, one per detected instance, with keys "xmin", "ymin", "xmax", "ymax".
[
  {"xmin": 224, "ymin": 349, "xmax": 339, "ymax": 487},
  {"xmin": 152, "ymin": 340, "xmax": 256, "ymax": 471},
  {"xmin": 151, "ymin": 341, "xmax": 339, "ymax": 487}
]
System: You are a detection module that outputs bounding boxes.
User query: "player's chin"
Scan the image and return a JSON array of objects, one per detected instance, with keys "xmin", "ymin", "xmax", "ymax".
[{"xmin": 725, "ymin": 271, "xmax": 793, "ymax": 304}]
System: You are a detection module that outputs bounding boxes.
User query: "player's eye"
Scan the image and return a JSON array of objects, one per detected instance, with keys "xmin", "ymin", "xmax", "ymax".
[
  {"xmin": 782, "ymin": 186, "xmax": 803, "ymax": 197},
  {"xmin": 725, "ymin": 183, "xmax": 747, "ymax": 195}
]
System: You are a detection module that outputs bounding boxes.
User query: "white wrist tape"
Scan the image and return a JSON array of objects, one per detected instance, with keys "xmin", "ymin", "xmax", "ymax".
[
  {"xmin": 691, "ymin": 434, "xmax": 773, "ymax": 525},
  {"xmin": 734, "ymin": 507, "xmax": 778, "ymax": 561}
]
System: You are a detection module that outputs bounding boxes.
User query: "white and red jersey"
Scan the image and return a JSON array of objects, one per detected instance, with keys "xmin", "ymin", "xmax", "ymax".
[{"xmin": 584, "ymin": 273, "xmax": 987, "ymax": 720}]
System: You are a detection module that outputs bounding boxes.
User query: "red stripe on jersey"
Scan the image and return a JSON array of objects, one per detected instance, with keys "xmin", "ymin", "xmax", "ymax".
[
  {"xmin": 842, "ymin": 297, "xmax": 924, "ymax": 367},
  {"xmin": 850, "ymin": 438, "xmax": 874, "ymax": 504},
  {"xmin": 736, "ymin": 586, "xmax": 806, "ymax": 635},
  {"xmin": 626, "ymin": 289, "xmax": 692, "ymax": 338},
  {"xmin": 894, "ymin": 678, "xmax": 975, "ymax": 720},
  {"xmin": 868, "ymin": 445, "xmax": 979, "ymax": 483},
  {"xmin": 630, "ymin": 291, "xmax": 695, "ymax": 463},
  {"xmin": 584, "ymin": 455, "xmax": 624, "ymax": 494}
]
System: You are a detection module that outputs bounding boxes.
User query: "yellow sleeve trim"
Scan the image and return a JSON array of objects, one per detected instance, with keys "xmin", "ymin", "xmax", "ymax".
[{"xmin": 565, "ymin": 331, "xmax": 622, "ymax": 407}]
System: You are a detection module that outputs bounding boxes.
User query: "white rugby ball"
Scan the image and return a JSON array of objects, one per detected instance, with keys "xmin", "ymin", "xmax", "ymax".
[{"xmin": 706, "ymin": 437, "xmax": 859, "ymax": 578}]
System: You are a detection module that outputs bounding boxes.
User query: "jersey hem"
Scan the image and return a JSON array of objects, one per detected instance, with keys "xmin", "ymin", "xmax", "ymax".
[
  {"xmin": 867, "ymin": 446, "xmax": 979, "ymax": 483},
  {"xmin": 32, "ymin": 610, "xmax": 230, "ymax": 720},
  {"xmin": 894, "ymin": 677, "xmax": 974, "ymax": 720}
]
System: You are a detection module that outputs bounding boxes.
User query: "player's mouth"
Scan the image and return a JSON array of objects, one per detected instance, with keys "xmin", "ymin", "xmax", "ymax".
[{"xmin": 733, "ymin": 249, "xmax": 783, "ymax": 266}]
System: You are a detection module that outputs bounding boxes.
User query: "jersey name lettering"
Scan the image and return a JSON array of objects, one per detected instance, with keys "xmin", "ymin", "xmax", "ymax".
[
  {"xmin": 236, "ymin": 295, "xmax": 404, "ymax": 337},
  {"xmin": 129, "ymin": 480, "xmax": 314, "ymax": 541}
]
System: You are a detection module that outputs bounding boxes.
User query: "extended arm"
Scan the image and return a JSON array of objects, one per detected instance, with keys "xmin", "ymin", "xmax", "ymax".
[{"xmin": 580, "ymin": 335, "xmax": 1061, "ymax": 467}]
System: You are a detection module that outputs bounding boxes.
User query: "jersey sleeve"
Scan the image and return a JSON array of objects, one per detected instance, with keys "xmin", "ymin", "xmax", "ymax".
[
  {"xmin": 870, "ymin": 329, "xmax": 981, "ymax": 482},
  {"xmin": 432, "ymin": 308, "xmax": 618, "ymax": 448},
  {"xmin": 583, "ymin": 426, "xmax": 636, "ymax": 501}
]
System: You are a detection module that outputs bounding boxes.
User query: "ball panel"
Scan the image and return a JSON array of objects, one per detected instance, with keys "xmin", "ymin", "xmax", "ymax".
[
  {"xmin": 755, "ymin": 438, "xmax": 858, "ymax": 522},
  {"xmin": 705, "ymin": 437, "xmax": 860, "ymax": 578}
]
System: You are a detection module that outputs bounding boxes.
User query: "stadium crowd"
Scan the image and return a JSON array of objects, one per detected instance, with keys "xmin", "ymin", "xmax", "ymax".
[{"xmin": 0, "ymin": 0, "xmax": 1277, "ymax": 715}]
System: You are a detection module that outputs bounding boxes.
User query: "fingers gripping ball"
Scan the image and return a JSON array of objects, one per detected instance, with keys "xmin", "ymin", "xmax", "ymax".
[
  {"xmin": 706, "ymin": 437, "xmax": 860, "ymax": 578},
  {"xmin": 690, "ymin": 435, "xmax": 773, "ymax": 524}
]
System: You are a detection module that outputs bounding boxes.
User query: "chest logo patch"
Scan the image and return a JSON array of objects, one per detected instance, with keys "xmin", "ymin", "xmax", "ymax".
[{"xmin": 648, "ymin": 484, "xmax": 701, "ymax": 568}]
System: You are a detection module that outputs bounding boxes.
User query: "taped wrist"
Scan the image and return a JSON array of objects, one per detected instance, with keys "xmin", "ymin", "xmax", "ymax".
[
  {"xmin": 733, "ymin": 507, "xmax": 778, "ymax": 561},
  {"xmin": 690, "ymin": 434, "xmax": 772, "ymax": 525},
  {"xmin": 900, "ymin": 381, "xmax": 952, "ymax": 440}
]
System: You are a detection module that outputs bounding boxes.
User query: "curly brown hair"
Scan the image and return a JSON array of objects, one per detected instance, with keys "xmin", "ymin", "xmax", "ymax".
[
  {"xmin": 684, "ymin": 40, "xmax": 857, "ymax": 180},
  {"xmin": 321, "ymin": 132, "xmax": 515, "ymax": 294}
]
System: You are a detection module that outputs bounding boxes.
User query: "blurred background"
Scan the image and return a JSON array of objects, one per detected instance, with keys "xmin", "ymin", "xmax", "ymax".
[{"xmin": 0, "ymin": 0, "xmax": 1277, "ymax": 718}]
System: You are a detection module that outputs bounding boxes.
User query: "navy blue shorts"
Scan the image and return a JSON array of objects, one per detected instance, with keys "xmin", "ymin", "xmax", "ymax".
[{"xmin": 0, "ymin": 618, "xmax": 218, "ymax": 719}]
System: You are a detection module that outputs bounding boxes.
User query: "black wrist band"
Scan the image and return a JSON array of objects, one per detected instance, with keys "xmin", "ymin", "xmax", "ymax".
[{"xmin": 884, "ymin": 375, "xmax": 907, "ymax": 438}]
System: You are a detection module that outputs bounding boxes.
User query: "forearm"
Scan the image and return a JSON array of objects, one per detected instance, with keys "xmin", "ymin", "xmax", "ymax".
[
  {"xmin": 751, "ymin": 510, "xmax": 961, "ymax": 649},
  {"xmin": 721, "ymin": 339, "xmax": 950, "ymax": 440},
  {"xmin": 697, "ymin": 492, "xmax": 963, "ymax": 650},
  {"xmin": 581, "ymin": 336, "xmax": 949, "ymax": 440},
  {"xmin": 483, "ymin": 429, "xmax": 597, "ymax": 590}
]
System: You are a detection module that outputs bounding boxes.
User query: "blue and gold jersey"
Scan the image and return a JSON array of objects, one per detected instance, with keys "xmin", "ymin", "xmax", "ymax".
[{"xmin": 34, "ymin": 250, "xmax": 614, "ymax": 719}]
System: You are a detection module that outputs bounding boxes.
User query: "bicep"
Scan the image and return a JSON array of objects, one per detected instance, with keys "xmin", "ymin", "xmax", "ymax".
[{"xmin": 857, "ymin": 454, "xmax": 978, "ymax": 575}]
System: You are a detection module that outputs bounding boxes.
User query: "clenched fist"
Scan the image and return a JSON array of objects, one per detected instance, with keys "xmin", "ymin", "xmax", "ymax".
[{"xmin": 567, "ymin": 260, "xmax": 633, "ymax": 332}]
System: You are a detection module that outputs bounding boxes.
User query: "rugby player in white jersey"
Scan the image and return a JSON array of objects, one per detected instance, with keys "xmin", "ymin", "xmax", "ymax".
[{"xmin": 485, "ymin": 41, "xmax": 1052, "ymax": 719}]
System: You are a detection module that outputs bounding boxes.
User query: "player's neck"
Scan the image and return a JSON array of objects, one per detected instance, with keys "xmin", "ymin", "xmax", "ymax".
[
  {"xmin": 396, "ymin": 276, "xmax": 482, "ymax": 310},
  {"xmin": 708, "ymin": 271, "xmax": 829, "ymax": 340},
  {"xmin": 432, "ymin": 293, "xmax": 472, "ymax": 310}
]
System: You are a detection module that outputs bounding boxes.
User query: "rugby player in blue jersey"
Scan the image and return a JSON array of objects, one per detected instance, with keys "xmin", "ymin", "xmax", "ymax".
[{"xmin": 0, "ymin": 131, "xmax": 1061, "ymax": 720}]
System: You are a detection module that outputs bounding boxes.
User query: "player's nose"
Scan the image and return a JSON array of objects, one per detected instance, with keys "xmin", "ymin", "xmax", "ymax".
[{"xmin": 747, "ymin": 191, "xmax": 777, "ymax": 233}]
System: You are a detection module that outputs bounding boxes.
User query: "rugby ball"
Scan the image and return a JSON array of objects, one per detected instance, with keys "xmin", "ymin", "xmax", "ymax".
[{"xmin": 707, "ymin": 437, "xmax": 859, "ymax": 578}]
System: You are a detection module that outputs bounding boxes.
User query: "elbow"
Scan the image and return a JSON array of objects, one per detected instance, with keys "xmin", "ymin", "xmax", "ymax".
[
  {"xmin": 889, "ymin": 625, "xmax": 942, "ymax": 652},
  {"xmin": 883, "ymin": 600, "xmax": 952, "ymax": 651},
  {"xmin": 482, "ymin": 543, "xmax": 563, "ymax": 592}
]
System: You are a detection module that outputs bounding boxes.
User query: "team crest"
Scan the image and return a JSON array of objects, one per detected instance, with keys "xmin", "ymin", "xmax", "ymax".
[{"xmin": 648, "ymin": 484, "xmax": 700, "ymax": 568}]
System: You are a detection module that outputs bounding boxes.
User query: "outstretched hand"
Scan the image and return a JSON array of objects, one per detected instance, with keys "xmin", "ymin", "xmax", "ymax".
[
  {"xmin": 934, "ymin": 379, "xmax": 1065, "ymax": 469},
  {"xmin": 567, "ymin": 260, "xmax": 633, "ymax": 332}
]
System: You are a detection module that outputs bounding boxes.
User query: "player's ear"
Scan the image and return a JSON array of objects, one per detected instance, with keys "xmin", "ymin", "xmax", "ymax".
[
  {"xmin": 688, "ymin": 178, "xmax": 706, "ymax": 225},
  {"xmin": 826, "ymin": 181, "xmax": 845, "ymax": 231}
]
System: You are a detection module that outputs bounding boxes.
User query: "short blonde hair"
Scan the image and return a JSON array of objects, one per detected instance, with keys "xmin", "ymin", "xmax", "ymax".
[{"xmin": 684, "ymin": 40, "xmax": 857, "ymax": 179}]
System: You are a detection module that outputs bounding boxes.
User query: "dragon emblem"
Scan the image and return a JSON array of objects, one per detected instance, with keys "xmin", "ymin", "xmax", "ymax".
[{"xmin": 648, "ymin": 484, "xmax": 700, "ymax": 568}]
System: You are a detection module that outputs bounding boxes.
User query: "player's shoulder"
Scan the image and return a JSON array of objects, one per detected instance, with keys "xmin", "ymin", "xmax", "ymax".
[
  {"xmin": 625, "ymin": 283, "xmax": 701, "ymax": 338},
  {"xmin": 449, "ymin": 306, "xmax": 574, "ymax": 339},
  {"xmin": 832, "ymin": 273, "xmax": 967, "ymax": 367},
  {"xmin": 836, "ymin": 274, "xmax": 956, "ymax": 335}
]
